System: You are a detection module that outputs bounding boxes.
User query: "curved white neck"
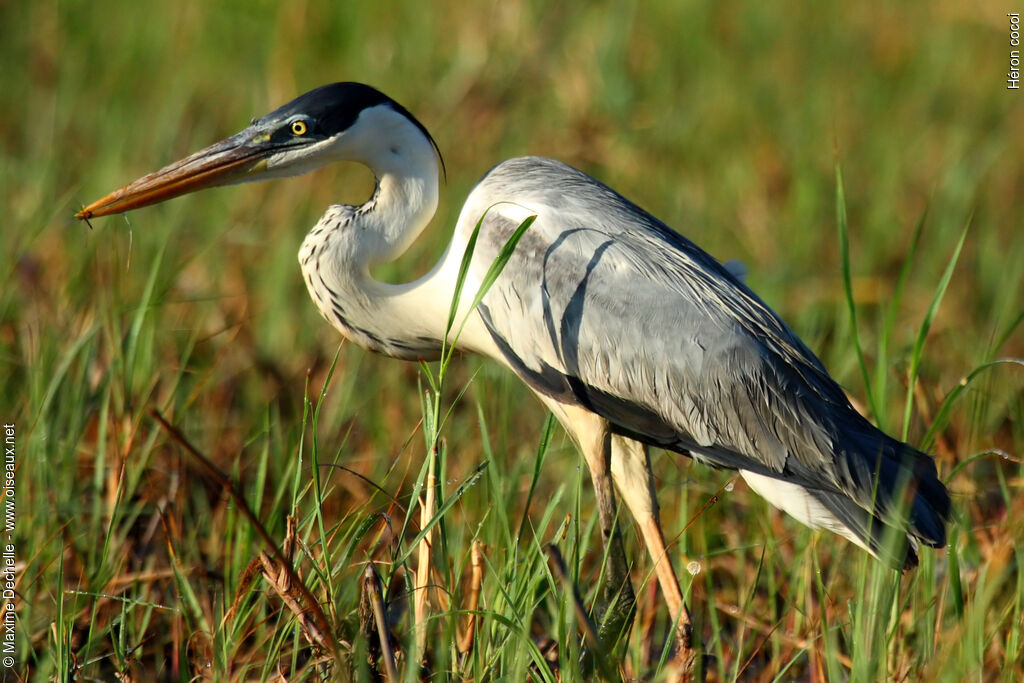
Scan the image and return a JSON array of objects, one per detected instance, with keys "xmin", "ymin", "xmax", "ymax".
[
  {"xmin": 357, "ymin": 161, "xmax": 439, "ymax": 268},
  {"xmin": 298, "ymin": 106, "xmax": 457, "ymax": 360}
]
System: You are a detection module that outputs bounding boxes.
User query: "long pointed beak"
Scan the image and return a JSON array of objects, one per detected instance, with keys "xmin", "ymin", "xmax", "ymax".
[{"xmin": 76, "ymin": 131, "xmax": 271, "ymax": 220}]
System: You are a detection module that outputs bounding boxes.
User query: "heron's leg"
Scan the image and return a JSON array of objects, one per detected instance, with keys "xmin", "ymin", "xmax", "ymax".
[
  {"xmin": 610, "ymin": 436, "xmax": 696, "ymax": 655},
  {"xmin": 559, "ymin": 406, "xmax": 636, "ymax": 645}
]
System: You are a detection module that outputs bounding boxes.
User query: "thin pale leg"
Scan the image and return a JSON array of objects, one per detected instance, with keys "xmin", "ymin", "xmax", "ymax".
[
  {"xmin": 610, "ymin": 435, "xmax": 695, "ymax": 652},
  {"xmin": 552, "ymin": 404, "xmax": 636, "ymax": 643}
]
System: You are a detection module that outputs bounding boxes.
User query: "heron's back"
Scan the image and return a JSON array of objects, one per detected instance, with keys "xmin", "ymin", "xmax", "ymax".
[{"xmin": 460, "ymin": 156, "xmax": 949, "ymax": 566}]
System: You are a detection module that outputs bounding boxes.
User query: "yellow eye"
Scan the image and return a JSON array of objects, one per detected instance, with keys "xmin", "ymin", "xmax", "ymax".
[{"xmin": 291, "ymin": 120, "xmax": 308, "ymax": 135}]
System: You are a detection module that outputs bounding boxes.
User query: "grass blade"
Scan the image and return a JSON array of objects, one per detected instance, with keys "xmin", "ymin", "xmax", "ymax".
[
  {"xmin": 397, "ymin": 462, "xmax": 489, "ymax": 564},
  {"xmin": 835, "ymin": 161, "xmax": 878, "ymax": 420},
  {"xmin": 876, "ymin": 207, "xmax": 927, "ymax": 429},
  {"xmin": 901, "ymin": 215, "xmax": 970, "ymax": 440},
  {"xmin": 441, "ymin": 208, "xmax": 536, "ymax": 371},
  {"xmin": 921, "ymin": 358, "xmax": 1024, "ymax": 452}
]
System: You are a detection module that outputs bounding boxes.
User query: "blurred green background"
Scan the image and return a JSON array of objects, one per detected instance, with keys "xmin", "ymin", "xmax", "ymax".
[{"xmin": 2, "ymin": 0, "xmax": 1022, "ymax": 679}]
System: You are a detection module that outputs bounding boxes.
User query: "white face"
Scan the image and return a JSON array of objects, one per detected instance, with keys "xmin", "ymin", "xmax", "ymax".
[{"xmin": 262, "ymin": 104, "xmax": 434, "ymax": 179}]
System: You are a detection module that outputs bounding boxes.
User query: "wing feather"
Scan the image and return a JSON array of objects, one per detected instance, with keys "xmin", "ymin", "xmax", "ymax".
[{"xmin": 461, "ymin": 157, "xmax": 949, "ymax": 557}]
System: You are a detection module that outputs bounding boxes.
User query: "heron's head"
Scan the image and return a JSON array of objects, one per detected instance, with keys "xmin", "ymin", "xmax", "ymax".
[{"xmin": 76, "ymin": 82, "xmax": 442, "ymax": 219}]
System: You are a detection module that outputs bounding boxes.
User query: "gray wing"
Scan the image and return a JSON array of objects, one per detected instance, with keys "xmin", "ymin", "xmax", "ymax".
[{"xmin": 467, "ymin": 157, "xmax": 948, "ymax": 558}]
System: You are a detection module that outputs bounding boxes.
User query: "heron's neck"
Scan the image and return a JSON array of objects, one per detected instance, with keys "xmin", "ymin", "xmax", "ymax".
[
  {"xmin": 356, "ymin": 153, "xmax": 440, "ymax": 267},
  {"xmin": 299, "ymin": 133, "xmax": 457, "ymax": 360}
]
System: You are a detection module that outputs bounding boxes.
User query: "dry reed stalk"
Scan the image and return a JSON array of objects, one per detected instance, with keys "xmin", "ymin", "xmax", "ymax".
[
  {"xmin": 363, "ymin": 564, "xmax": 399, "ymax": 682},
  {"xmin": 413, "ymin": 448, "xmax": 437, "ymax": 662},
  {"xmin": 458, "ymin": 540, "xmax": 485, "ymax": 654}
]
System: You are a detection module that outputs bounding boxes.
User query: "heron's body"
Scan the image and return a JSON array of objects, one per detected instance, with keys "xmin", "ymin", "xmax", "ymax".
[{"xmin": 77, "ymin": 82, "xmax": 950, "ymax": 656}]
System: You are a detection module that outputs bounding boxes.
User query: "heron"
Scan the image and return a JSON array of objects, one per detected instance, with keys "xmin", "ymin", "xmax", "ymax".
[{"xmin": 77, "ymin": 82, "xmax": 950, "ymax": 659}]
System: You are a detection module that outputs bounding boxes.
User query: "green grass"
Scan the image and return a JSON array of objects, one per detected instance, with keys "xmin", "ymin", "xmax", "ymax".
[{"xmin": 3, "ymin": 0, "xmax": 1023, "ymax": 680}]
